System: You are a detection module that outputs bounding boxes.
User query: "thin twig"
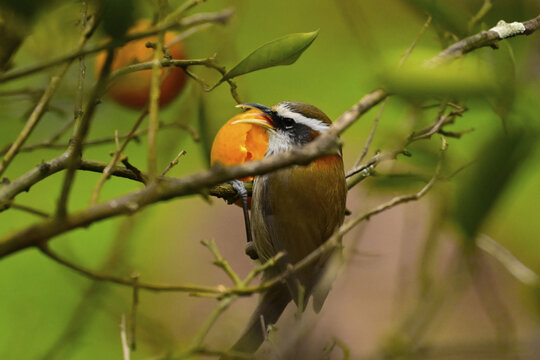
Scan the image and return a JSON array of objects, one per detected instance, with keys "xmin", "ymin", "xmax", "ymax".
[
  {"xmin": 120, "ymin": 314, "xmax": 130, "ymax": 360},
  {"xmin": 189, "ymin": 296, "xmax": 236, "ymax": 351},
  {"xmin": 129, "ymin": 273, "xmax": 139, "ymax": 351},
  {"xmin": 243, "ymin": 138, "xmax": 447, "ymax": 296},
  {"xmin": 90, "ymin": 110, "xmax": 148, "ymax": 205},
  {"xmin": 0, "ymin": 9, "xmax": 235, "ymax": 84},
  {"xmin": 242, "ymin": 252, "xmax": 286, "ymax": 286},
  {"xmin": 0, "ymin": 12, "xmax": 97, "ymax": 178},
  {"xmin": 352, "ymin": 15, "xmax": 431, "ymax": 169},
  {"xmin": 468, "ymin": 0, "xmax": 493, "ymax": 34},
  {"xmin": 0, "ymin": 200, "xmax": 50, "ymax": 218},
  {"xmin": 161, "ymin": 150, "xmax": 186, "ymax": 176},
  {"xmin": 108, "ymin": 56, "xmax": 241, "ymax": 103},
  {"xmin": 38, "ymin": 243, "xmax": 223, "ymax": 294},
  {"xmin": 353, "ymin": 99, "xmax": 387, "ymax": 167},
  {"xmin": 409, "ymin": 107, "xmax": 465, "ymax": 142},
  {"xmin": 0, "ymin": 121, "xmax": 199, "ymax": 156},
  {"xmin": 347, "ymin": 105, "xmax": 464, "ymax": 182},
  {"xmin": 41, "ymin": 216, "xmax": 138, "ymax": 359},
  {"xmin": 37, "ymin": 239, "xmax": 284, "ymax": 297},
  {"xmin": 0, "ymin": 78, "xmax": 64, "ymax": 178},
  {"xmin": 1, "ymin": 11, "xmax": 538, "ymax": 255},
  {"xmin": 147, "ymin": 9, "xmax": 166, "ymax": 181},
  {"xmin": 425, "ymin": 14, "xmax": 540, "ymax": 67},
  {"xmin": 56, "ymin": 49, "xmax": 115, "ymax": 217},
  {"xmin": 0, "ymin": 89, "xmax": 389, "ymax": 258},
  {"xmin": 398, "ymin": 15, "xmax": 433, "ymax": 68},
  {"xmin": 161, "ymin": 0, "xmax": 207, "ymax": 25},
  {"xmin": 0, "ymin": 87, "xmax": 43, "ymax": 97},
  {"xmin": 201, "ymin": 239, "xmax": 242, "ymax": 286}
]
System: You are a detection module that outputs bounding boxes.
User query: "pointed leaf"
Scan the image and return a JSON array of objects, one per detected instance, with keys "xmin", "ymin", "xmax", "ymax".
[
  {"xmin": 453, "ymin": 129, "xmax": 538, "ymax": 241},
  {"xmin": 220, "ymin": 30, "xmax": 319, "ymax": 82}
]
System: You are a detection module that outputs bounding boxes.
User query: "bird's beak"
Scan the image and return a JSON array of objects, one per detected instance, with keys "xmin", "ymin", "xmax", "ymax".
[{"xmin": 233, "ymin": 103, "xmax": 276, "ymax": 130}]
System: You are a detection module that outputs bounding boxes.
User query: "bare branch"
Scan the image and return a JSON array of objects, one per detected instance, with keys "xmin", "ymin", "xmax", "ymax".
[
  {"xmin": 0, "ymin": 200, "xmax": 50, "ymax": 218},
  {"xmin": 468, "ymin": 0, "xmax": 493, "ymax": 34},
  {"xmin": 0, "ymin": 88, "xmax": 386, "ymax": 258},
  {"xmin": 129, "ymin": 273, "xmax": 139, "ymax": 351},
  {"xmin": 0, "ymin": 9, "xmax": 96, "ymax": 178},
  {"xmin": 0, "ymin": 76, "xmax": 64, "ymax": 178},
  {"xmin": 201, "ymin": 239, "xmax": 243, "ymax": 286},
  {"xmin": 147, "ymin": 22, "xmax": 165, "ymax": 180},
  {"xmin": 90, "ymin": 110, "xmax": 148, "ymax": 205},
  {"xmin": 161, "ymin": 150, "xmax": 187, "ymax": 176},
  {"xmin": 188, "ymin": 296, "xmax": 236, "ymax": 351},
  {"xmin": 56, "ymin": 49, "xmax": 115, "ymax": 217},
  {"xmin": 425, "ymin": 14, "xmax": 540, "ymax": 67},
  {"xmin": 353, "ymin": 99, "xmax": 386, "ymax": 167},
  {"xmin": 1, "ymin": 14, "xmax": 539, "ymax": 258},
  {"xmin": 38, "ymin": 243, "xmax": 223, "ymax": 294},
  {"xmin": 0, "ymin": 121, "xmax": 198, "ymax": 156}
]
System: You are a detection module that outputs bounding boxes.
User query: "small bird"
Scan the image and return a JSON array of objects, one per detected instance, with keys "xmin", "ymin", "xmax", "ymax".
[{"xmin": 226, "ymin": 101, "xmax": 347, "ymax": 356}]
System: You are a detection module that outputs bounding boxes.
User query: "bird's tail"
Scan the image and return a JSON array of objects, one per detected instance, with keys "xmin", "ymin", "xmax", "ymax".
[{"xmin": 222, "ymin": 283, "xmax": 291, "ymax": 359}]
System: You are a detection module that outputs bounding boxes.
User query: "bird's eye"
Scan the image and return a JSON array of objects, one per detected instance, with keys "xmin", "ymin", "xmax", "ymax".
[{"xmin": 282, "ymin": 118, "xmax": 295, "ymax": 129}]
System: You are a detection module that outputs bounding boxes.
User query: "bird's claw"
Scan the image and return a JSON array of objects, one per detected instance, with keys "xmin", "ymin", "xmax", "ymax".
[
  {"xmin": 229, "ymin": 180, "xmax": 258, "ymax": 260},
  {"xmin": 229, "ymin": 179, "xmax": 248, "ymax": 201}
]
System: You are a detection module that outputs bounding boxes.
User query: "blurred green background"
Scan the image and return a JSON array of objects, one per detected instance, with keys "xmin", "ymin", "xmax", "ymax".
[{"xmin": 0, "ymin": 0, "xmax": 539, "ymax": 359}]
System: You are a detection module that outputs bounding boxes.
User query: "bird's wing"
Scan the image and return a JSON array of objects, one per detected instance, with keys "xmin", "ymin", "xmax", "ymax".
[{"xmin": 259, "ymin": 158, "xmax": 347, "ymax": 307}]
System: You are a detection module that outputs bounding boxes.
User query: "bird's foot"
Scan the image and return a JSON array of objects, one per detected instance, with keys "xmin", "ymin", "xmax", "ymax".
[
  {"xmin": 229, "ymin": 180, "xmax": 259, "ymax": 260},
  {"xmin": 229, "ymin": 179, "xmax": 248, "ymax": 202}
]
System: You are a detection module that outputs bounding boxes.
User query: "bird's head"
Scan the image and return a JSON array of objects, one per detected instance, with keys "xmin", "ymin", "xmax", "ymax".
[{"xmin": 233, "ymin": 101, "xmax": 332, "ymax": 155}]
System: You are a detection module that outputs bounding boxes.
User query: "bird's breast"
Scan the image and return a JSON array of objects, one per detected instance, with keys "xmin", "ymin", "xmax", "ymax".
[{"xmin": 251, "ymin": 155, "xmax": 346, "ymax": 265}]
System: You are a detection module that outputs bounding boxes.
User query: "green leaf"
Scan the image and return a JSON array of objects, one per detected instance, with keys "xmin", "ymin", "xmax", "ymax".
[
  {"xmin": 220, "ymin": 30, "xmax": 319, "ymax": 82},
  {"xmin": 380, "ymin": 63, "xmax": 497, "ymax": 99},
  {"xmin": 453, "ymin": 129, "xmax": 539, "ymax": 241}
]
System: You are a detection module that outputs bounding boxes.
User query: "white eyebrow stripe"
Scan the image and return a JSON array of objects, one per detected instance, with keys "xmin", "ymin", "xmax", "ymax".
[{"xmin": 274, "ymin": 104, "xmax": 330, "ymax": 133}]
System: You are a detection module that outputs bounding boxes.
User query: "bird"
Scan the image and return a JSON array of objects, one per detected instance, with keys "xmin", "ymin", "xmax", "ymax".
[{"xmin": 225, "ymin": 101, "xmax": 347, "ymax": 357}]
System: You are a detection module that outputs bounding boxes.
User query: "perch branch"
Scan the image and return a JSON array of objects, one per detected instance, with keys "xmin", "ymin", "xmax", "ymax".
[{"xmin": 0, "ymin": 88, "xmax": 386, "ymax": 258}]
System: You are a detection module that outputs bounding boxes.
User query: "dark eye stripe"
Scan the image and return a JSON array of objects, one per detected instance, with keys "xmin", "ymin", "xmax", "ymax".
[{"xmin": 283, "ymin": 118, "xmax": 295, "ymax": 128}]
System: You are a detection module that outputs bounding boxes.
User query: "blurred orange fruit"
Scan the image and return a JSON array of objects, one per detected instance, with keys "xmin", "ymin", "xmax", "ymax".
[
  {"xmin": 211, "ymin": 109, "xmax": 269, "ymax": 182},
  {"xmin": 95, "ymin": 19, "xmax": 187, "ymax": 110}
]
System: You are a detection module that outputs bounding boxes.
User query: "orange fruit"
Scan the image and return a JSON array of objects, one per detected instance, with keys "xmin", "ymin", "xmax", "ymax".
[
  {"xmin": 211, "ymin": 109, "xmax": 269, "ymax": 182},
  {"xmin": 95, "ymin": 19, "xmax": 187, "ymax": 110}
]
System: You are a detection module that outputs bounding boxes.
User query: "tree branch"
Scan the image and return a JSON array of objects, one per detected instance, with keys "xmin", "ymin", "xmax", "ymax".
[
  {"xmin": 0, "ymin": 121, "xmax": 199, "ymax": 156},
  {"xmin": 0, "ymin": 9, "xmax": 234, "ymax": 84},
  {"xmin": 425, "ymin": 14, "xmax": 540, "ymax": 67},
  {"xmin": 1, "ymin": 14, "xmax": 539, "ymax": 258},
  {"xmin": 0, "ymin": 11, "xmax": 97, "ymax": 178},
  {"xmin": 0, "ymin": 88, "xmax": 386, "ymax": 258}
]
